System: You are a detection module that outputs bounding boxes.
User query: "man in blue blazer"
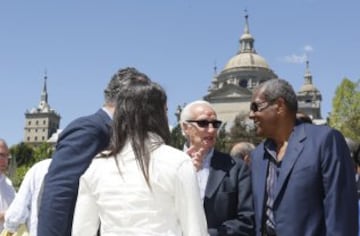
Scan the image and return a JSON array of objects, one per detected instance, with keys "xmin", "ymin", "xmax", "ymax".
[
  {"xmin": 249, "ymin": 79, "xmax": 358, "ymax": 236},
  {"xmin": 180, "ymin": 100, "xmax": 255, "ymax": 235},
  {"xmin": 37, "ymin": 67, "xmax": 151, "ymax": 236}
]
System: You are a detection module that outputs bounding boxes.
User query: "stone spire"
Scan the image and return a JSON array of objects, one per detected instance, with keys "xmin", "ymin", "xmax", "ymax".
[
  {"xmin": 41, "ymin": 71, "xmax": 48, "ymax": 104},
  {"xmin": 38, "ymin": 72, "xmax": 50, "ymax": 112},
  {"xmin": 304, "ymin": 60, "xmax": 312, "ymax": 85},
  {"xmin": 239, "ymin": 14, "xmax": 256, "ymax": 54}
]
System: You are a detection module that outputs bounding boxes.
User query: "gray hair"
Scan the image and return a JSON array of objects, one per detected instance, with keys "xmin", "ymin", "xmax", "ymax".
[
  {"xmin": 254, "ymin": 79, "xmax": 298, "ymax": 113},
  {"xmin": 230, "ymin": 142, "xmax": 255, "ymax": 159},
  {"xmin": 180, "ymin": 100, "xmax": 214, "ymax": 124}
]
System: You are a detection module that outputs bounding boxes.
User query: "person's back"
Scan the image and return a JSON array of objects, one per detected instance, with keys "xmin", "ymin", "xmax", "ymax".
[
  {"xmin": 72, "ymin": 76, "xmax": 208, "ymax": 235},
  {"xmin": 73, "ymin": 137, "xmax": 206, "ymax": 235},
  {"xmin": 38, "ymin": 67, "xmax": 151, "ymax": 236}
]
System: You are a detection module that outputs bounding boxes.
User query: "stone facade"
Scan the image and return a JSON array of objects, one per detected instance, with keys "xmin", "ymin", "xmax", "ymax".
[
  {"xmin": 204, "ymin": 14, "xmax": 322, "ymax": 128},
  {"xmin": 24, "ymin": 74, "xmax": 61, "ymax": 145}
]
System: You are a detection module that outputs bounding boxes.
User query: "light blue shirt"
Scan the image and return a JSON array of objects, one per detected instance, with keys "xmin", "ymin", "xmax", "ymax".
[{"xmin": 197, "ymin": 148, "xmax": 214, "ymax": 201}]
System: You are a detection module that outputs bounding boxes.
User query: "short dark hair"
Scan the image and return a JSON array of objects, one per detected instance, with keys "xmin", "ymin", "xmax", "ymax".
[
  {"xmin": 104, "ymin": 67, "xmax": 150, "ymax": 105},
  {"xmin": 254, "ymin": 79, "xmax": 298, "ymax": 113}
]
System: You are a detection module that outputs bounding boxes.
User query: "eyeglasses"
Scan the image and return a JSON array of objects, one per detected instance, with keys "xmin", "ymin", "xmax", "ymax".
[
  {"xmin": 186, "ymin": 119, "xmax": 222, "ymax": 128},
  {"xmin": 250, "ymin": 101, "xmax": 272, "ymax": 113}
]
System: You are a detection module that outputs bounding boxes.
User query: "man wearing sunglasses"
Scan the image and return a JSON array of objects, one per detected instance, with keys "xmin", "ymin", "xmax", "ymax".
[
  {"xmin": 180, "ymin": 100, "xmax": 255, "ymax": 236},
  {"xmin": 249, "ymin": 79, "xmax": 358, "ymax": 236}
]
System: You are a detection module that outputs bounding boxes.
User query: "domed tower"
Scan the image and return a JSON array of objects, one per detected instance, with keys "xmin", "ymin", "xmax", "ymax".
[
  {"xmin": 297, "ymin": 60, "xmax": 322, "ymax": 119},
  {"xmin": 24, "ymin": 73, "xmax": 61, "ymax": 146},
  {"xmin": 204, "ymin": 14, "xmax": 278, "ymax": 127}
]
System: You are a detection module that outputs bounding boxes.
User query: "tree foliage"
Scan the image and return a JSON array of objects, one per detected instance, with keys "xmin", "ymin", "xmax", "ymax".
[
  {"xmin": 328, "ymin": 77, "xmax": 360, "ymax": 142},
  {"xmin": 9, "ymin": 142, "xmax": 33, "ymax": 166},
  {"xmin": 8, "ymin": 142, "xmax": 54, "ymax": 189},
  {"xmin": 170, "ymin": 123, "xmax": 186, "ymax": 150},
  {"xmin": 229, "ymin": 112, "xmax": 263, "ymax": 147}
]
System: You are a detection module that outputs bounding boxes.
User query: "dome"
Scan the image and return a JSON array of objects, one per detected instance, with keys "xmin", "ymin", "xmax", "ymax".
[
  {"xmin": 224, "ymin": 52, "xmax": 270, "ymax": 70},
  {"xmin": 299, "ymin": 84, "xmax": 318, "ymax": 93}
]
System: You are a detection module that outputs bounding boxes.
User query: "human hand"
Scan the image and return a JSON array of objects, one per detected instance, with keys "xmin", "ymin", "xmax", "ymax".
[{"xmin": 186, "ymin": 146, "xmax": 206, "ymax": 171}]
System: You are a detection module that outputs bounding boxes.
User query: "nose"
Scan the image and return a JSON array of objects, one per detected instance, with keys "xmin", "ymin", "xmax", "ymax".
[
  {"xmin": 249, "ymin": 110, "xmax": 255, "ymax": 119},
  {"xmin": 206, "ymin": 124, "xmax": 218, "ymax": 133}
]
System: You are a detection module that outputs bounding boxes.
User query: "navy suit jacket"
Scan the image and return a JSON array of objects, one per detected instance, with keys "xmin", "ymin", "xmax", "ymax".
[
  {"xmin": 204, "ymin": 150, "xmax": 255, "ymax": 236},
  {"xmin": 38, "ymin": 109, "xmax": 112, "ymax": 236},
  {"xmin": 251, "ymin": 123, "xmax": 358, "ymax": 236}
]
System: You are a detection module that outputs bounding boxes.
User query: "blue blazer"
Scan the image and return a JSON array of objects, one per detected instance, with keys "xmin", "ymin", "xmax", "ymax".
[
  {"xmin": 251, "ymin": 123, "xmax": 358, "ymax": 236},
  {"xmin": 38, "ymin": 109, "xmax": 112, "ymax": 236},
  {"xmin": 204, "ymin": 150, "xmax": 255, "ymax": 236}
]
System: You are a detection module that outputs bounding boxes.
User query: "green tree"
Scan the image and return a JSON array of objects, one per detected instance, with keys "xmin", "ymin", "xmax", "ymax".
[
  {"xmin": 170, "ymin": 123, "xmax": 186, "ymax": 150},
  {"xmin": 215, "ymin": 122, "xmax": 230, "ymax": 152},
  {"xmin": 328, "ymin": 78, "xmax": 360, "ymax": 142},
  {"xmin": 8, "ymin": 142, "xmax": 54, "ymax": 189},
  {"xmin": 32, "ymin": 142, "xmax": 54, "ymax": 165},
  {"xmin": 9, "ymin": 142, "xmax": 33, "ymax": 166},
  {"xmin": 229, "ymin": 112, "xmax": 263, "ymax": 147}
]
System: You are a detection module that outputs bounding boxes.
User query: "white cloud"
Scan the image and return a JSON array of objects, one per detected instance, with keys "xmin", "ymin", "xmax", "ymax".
[
  {"xmin": 284, "ymin": 53, "xmax": 307, "ymax": 64},
  {"xmin": 283, "ymin": 44, "xmax": 314, "ymax": 64},
  {"xmin": 304, "ymin": 45, "xmax": 313, "ymax": 52}
]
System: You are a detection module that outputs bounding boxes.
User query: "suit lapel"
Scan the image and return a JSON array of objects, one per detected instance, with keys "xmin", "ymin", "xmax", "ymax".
[
  {"xmin": 205, "ymin": 152, "xmax": 228, "ymax": 199},
  {"xmin": 256, "ymin": 150, "xmax": 269, "ymax": 222},
  {"xmin": 273, "ymin": 124, "xmax": 306, "ymax": 204}
]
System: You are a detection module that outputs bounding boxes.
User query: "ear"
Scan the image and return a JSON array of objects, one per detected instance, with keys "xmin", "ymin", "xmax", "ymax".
[
  {"xmin": 180, "ymin": 122, "xmax": 190, "ymax": 136},
  {"xmin": 276, "ymin": 97, "xmax": 286, "ymax": 114}
]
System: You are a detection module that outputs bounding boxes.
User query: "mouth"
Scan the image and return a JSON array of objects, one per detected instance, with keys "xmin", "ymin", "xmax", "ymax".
[{"xmin": 202, "ymin": 136, "xmax": 215, "ymax": 143}]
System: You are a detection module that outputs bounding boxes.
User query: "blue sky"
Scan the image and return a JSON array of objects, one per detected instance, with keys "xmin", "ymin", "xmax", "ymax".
[{"xmin": 1, "ymin": 1, "xmax": 359, "ymax": 146}]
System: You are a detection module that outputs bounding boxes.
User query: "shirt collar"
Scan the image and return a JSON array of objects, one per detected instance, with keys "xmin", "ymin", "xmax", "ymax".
[{"xmin": 102, "ymin": 107, "xmax": 113, "ymax": 120}]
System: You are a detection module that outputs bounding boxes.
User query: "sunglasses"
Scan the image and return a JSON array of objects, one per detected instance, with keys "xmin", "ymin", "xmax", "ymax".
[
  {"xmin": 186, "ymin": 119, "xmax": 222, "ymax": 128},
  {"xmin": 250, "ymin": 101, "xmax": 272, "ymax": 113}
]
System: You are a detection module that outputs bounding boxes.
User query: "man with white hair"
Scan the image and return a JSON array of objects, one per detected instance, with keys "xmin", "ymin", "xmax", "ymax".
[{"xmin": 180, "ymin": 100, "xmax": 255, "ymax": 236}]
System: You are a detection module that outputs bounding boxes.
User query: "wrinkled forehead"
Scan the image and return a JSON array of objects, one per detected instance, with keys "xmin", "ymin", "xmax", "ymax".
[{"xmin": 192, "ymin": 104, "xmax": 217, "ymax": 118}]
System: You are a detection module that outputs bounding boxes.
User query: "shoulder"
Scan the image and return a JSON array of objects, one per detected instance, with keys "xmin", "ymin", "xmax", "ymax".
[
  {"xmin": 80, "ymin": 155, "xmax": 114, "ymax": 185},
  {"xmin": 153, "ymin": 144, "xmax": 192, "ymax": 167},
  {"xmin": 60, "ymin": 109, "xmax": 110, "ymax": 136},
  {"xmin": 213, "ymin": 150, "xmax": 247, "ymax": 169},
  {"xmin": 299, "ymin": 124, "xmax": 344, "ymax": 145},
  {"xmin": 33, "ymin": 158, "xmax": 52, "ymax": 170}
]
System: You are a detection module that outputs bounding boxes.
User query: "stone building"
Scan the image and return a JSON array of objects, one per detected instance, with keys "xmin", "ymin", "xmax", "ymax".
[
  {"xmin": 24, "ymin": 73, "xmax": 61, "ymax": 145},
  {"xmin": 204, "ymin": 14, "xmax": 322, "ymax": 127},
  {"xmin": 297, "ymin": 60, "xmax": 322, "ymax": 120}
]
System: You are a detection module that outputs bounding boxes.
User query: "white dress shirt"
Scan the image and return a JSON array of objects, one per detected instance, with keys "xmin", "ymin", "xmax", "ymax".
[
  {"xmin": 72, "ymin": 134, "xmax": 208, "ymax": 236},
  {"xmin": 196, "ymin": 149, "xmax": 214, "ymax": 201},
  {"xmin": 0, "ymin": 173, "xmax": 16, "ymax": 232},
  {"xmin": 4, "ymin": 159, "xmax": 51, "ymax": 236}
]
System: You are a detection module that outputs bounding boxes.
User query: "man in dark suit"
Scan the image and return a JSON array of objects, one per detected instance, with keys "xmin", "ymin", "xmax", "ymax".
[
  {"xmin": 346, "ymin": 137, "xmax": 360, "ymax": 198},
  {"xmin": 37, "ymin": 67, "xmax": 151, "ymax": 236},
  {"xmin": 249, "ymin": 79, "xmax": 358, "ymax": 236},
  {"xmin": 180, "ymin": 100, "xmax": 255, "ymax": 236}
]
